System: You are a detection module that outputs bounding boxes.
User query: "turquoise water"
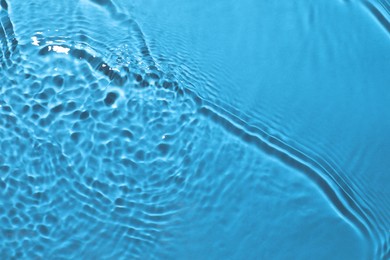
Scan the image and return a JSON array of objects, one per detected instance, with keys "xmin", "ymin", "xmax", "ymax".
[{"xmin": 1, "ymin": 0, "xmax": 389, "ymax": 259}]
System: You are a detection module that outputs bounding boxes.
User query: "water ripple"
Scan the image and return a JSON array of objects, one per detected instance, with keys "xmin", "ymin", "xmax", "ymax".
[{"xmin": 0, "ymin": 0, "xmax": 388, "ymax": 258}]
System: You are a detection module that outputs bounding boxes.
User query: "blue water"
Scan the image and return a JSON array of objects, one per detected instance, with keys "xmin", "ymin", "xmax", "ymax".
[{"xmin": 1, "ymin": 0, "xmax": 389, "ymax": 259}]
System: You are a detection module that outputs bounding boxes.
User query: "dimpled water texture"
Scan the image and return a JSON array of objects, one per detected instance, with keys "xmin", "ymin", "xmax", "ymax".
[{"xmin": 1, "ymin": 0, "xmax": 390, "ymax": 259}]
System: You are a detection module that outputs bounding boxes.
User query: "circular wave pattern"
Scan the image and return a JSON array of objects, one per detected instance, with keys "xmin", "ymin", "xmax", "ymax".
[
  {"xmin": 1, "ymin": 29, "xmax": 197, "ymax": 260},
  {"xmin": 0, "ymin": 0, "xmax": 387, "ymax": 259},
  {"xmin": 0, "ymin": 1, "xmax": 234, "ymax": 257}
]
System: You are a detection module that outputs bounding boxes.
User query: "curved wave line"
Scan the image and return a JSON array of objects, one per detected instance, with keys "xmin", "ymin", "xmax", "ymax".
[
  {"xmin": 364, "ymin": 1, "xmax": 390, "ymax": 36},
  {"xmin": 99, "ymin": 0, "xmax": 384, "ymax": 255}
]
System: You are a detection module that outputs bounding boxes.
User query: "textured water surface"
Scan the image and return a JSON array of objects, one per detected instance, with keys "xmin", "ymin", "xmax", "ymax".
[{"xmin": 0, "ymin": 0, "xmax": 389, "ymax": 259}]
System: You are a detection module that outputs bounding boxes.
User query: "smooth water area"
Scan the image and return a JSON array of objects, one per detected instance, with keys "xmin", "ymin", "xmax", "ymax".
[{"xmin": 0, "ymin": 0, "xmax": 389, "ymax": 259}]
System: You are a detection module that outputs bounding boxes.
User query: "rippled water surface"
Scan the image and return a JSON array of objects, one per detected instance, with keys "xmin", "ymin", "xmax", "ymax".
[{"xmin": 1, "ymin": 0, "xmax": 389, "ymax": 259}]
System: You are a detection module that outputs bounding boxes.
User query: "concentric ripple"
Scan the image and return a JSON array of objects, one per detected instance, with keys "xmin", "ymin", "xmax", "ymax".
[{"xmin": 0, "ymin": 0, "xmax": 388, "ymax": 259}]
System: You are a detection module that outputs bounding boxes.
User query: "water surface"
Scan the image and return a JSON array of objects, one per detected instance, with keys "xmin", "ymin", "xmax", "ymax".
[{"xmin": 0, "ymin": 0, "xmax": 389, "ymax": 259}]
